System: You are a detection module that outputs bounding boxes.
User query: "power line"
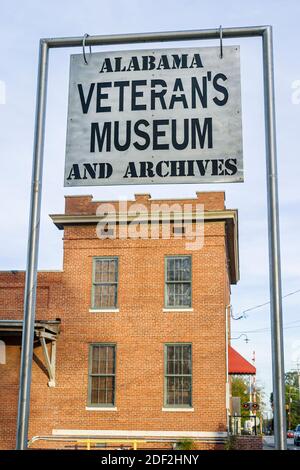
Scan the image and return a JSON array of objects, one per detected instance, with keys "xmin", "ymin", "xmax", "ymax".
[
  {"xmin": 231, "ymin": 288, "xmax": 300, "ymax": 320},
  {"xmin": 233, "ymin": 319, "xmax": 300, "ymax": 335}
]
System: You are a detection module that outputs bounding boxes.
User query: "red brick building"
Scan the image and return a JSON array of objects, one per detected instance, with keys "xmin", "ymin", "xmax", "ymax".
[{"xmin": 0, "ymin": 191, "xmax": 243, "ymax": 449}]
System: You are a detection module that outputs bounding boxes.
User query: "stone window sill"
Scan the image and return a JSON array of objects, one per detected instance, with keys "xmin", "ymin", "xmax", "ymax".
[
  {"xmin": 163, "ymin": 308, "xmax": 194, "ymax": 312},
  {"xmin": 89, "ymin": 308, "xmax": 119, "ymax": 313},
  {"xmin": 85, "ymin": 407, "xmax": 118, "ymax": 411},
  {"xmin": 162, "ymin": 407, "xmax": 194, "ymax": 412}
]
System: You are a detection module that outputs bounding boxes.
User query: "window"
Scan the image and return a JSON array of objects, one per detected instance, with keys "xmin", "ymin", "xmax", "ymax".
[
  {"xmin": 88, "ymin": 344, "xmax": 116, "ymax": 406},
  {"xmin": 165, "ymin": 256, "xmax": 191, "ymax": 308},
  {"xmin": 92, "ymin": 257, "xmax": 118, "ymax": 309},
  {"xmin": 164, "ymin": 344, "xmax": 192, "ymax": 407}
]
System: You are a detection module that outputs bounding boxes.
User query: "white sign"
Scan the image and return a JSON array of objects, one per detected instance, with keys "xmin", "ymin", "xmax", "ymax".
[{"xmin": 64, "ymin": 46, "xmax": 243, "ymax": 186}]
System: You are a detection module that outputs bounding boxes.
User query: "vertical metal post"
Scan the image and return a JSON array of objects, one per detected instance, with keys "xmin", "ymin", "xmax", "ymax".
[
  {"xmin": 262, "ymin": 26, "xmax": 287, "ymax": 450},
  {"xmin": 16, "ymin": 40, "xmax": 49, "ymax": 450}
]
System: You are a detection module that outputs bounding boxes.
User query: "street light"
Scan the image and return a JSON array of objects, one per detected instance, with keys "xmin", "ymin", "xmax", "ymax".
[{"xmin": 231, "ymin": 333, "xmax": 250, "ymax": 344}]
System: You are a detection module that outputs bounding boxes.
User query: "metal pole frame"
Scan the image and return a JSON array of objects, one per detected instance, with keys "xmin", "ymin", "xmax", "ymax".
[{"xmin": 16, "ymin": 25, "xmax": 287, "ymax": 450}]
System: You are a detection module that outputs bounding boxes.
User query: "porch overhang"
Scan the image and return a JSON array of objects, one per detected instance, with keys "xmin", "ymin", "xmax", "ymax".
[
  {"xmin": 0, "ymin": 319, "xmax": 61, "ymax": 387},
  {"xmin": 228, "ymin": 346, "xmax": 256, "ymax": 375}
]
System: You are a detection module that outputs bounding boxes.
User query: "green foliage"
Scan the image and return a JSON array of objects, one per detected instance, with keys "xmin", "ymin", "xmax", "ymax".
[
  {"xmin": 224, "ymin": 435, "xmax": 237, "ymax": 450},
  {"xmin": 269, "ymin": 371, "xmax": 300, "ymax": 431},
  {"xmin": 231, "ymin": 376, "xmax": 265, "ymax": 418},
  {"xmin": 176, "ymin": 439, "xmax": 195, "ymax": 450},
  {"xmin": 285, "ymin": 371, "xmax": 300, "ymax": 430}
]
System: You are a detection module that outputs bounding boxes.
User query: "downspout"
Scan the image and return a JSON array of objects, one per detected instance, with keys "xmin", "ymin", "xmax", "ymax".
[{"xmin": 225, "ymin": 304, "xmax": 231, "ymax": 434}]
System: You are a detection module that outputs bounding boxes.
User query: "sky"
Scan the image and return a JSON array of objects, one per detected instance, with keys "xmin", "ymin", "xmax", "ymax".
[{"xmin": 0, "ymin": 0, "xmax": 299, "ymax": 411}]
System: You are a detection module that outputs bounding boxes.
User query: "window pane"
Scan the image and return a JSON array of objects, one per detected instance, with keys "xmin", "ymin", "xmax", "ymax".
[
  {"xmin": 167, "ymin": 360, "xmax": 174, "ymax": 374},
  {"xmin": 166, "ymin": 258, "xmax": 175, "ymax": 281},
  {"xmin": 167, "ymin": 345, "xmax": 174, "ymax": 361},
  {"xmin": 92, "ymin": 346, "xmax": 100, "ymax": 374},
  {"xmin": 94, "ymin": 259, "xmax": 117, "ymax": 283},
  {"xmin": 166, "ymin": 376, "xmax": 191, "ymax": 406},
  {"xmin": 91, "ymin": 376, "xmax": 101, "ymax": 404},
  {"xmin": 174, "ymin": 376, "xmax": 181, "ymax": 404},
  {"xmin": 182, "ymin": 360, "xmax": 191, "ymax": 374},
  {"xmin": 99, "ymin": 348, "xmax": 108, "ymax": 374},
  {"xmin": 167, "ymin": 377, "xmax": 175, "ymax": 404},
  {"xmin": 105, "ymin": 376, "xmax": 114, "ymax": 404},
  {"xmin": 174, "ymin": 258, "xmax": 181, "ymax": 281},
  {"xmin": 166, "ymin": 257, "xmax": 191, "ymax": 282},
  {"xmin": 181, "ymin": 257, "xmax": 191, "ymax": 281},
  {"xmin": 182, "ymin": 346, "xmax": 192, "ymax": 373},
  {"xmin": 183, "ymin": 345, "xmax": 191, "ymax": 360},
  {"xmin": 89, "ymin": 345, "xmax": 116, "ymax": 406},
  {"xmin": 167, "ymin": 346, "xmax": 174, "ymax": 374},
  {"xmin": 166, "ymin": 283, "xmax": 191, "ymax": 307},
  {"xmin": 106, "ymin": 347, "xmax": 115, "ymax": 374},
  {"xmin": 98, "ymin": 389, "xmax": 106, "ymax": 404},
  {"xmin": 91, "ymin": 346, "xmax": 115, "ymax": 374},
  {"xmin": 165, "ymin": 257, "xmax": 191, "ymax": 308},
  {"xmin": 165, "ymin": 345, "xmax": 192, "ymax": 406},
  {"xmin": 93, "ymin": 285, "xmax": 117, "ymax": 308},
  {"xmin": 182, "ymin": 377, "xmax": 192, "ymax": 405},
  {"xmin": 174, "ymin": 348, "xmax": 181, "ymax": 374},
  {"xmin": 90, "ymin": 376, "xmax": 115, "ymax": 405}
]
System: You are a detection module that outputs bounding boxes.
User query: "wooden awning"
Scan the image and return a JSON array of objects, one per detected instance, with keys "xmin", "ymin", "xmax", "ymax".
[{"xmin": 0, "ymin": 319, "xmax": 61, "ymax": 387}]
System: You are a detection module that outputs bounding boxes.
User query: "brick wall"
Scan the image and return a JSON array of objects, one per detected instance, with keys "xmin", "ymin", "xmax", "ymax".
[
  {"xmin": 235, "ymin": 436, "xmax": 263, "ymax": 450},
  {"xmin": 0, "ymin": 192, "xmax": 234, "ymax": 449}
]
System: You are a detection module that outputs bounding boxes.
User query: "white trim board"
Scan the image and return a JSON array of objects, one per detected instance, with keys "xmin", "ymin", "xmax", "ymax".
[{"xmin": 52, "ymin": 429, "xmax": 227, "ymax": 438}]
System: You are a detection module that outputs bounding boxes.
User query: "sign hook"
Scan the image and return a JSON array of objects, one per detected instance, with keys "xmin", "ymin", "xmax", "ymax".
[
  {"xmin": 82, "ymin": 33, "xmax": 92, "ymax": 65},
  {"xmin": 219, "ymin": 25, "xmax": 223, "ymax": 59}
]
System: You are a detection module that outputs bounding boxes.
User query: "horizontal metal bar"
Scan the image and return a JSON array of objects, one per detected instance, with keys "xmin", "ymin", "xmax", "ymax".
[
  {"xmin": 43, "ymin": 25, "xmax": 269, "ymax": 49},
  {"xmin": 28, "ymin": 435, "xmax": 227, "ymax": 447}
]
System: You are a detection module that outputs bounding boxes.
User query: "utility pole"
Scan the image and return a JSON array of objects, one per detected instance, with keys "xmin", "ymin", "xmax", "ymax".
[
  {"xmin": 252, "ymin": 351, "xmax": 257, "ymax": 435},
  {"xmin": 252, "ymin": 351, "xmax": 257, "ymax": 412},
  {"xmin": 288, "ymin": 391, "xmax": 292, "ymax": 430}
]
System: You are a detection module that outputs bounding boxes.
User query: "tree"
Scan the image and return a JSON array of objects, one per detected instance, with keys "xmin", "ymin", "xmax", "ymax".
[
  {"xmin": 285, "ymin": 371, "xmax": 300, "ymax": 430},
  {"xmin": 231, "ymin": 376, "xmax": 249, "ymax": 418},
  {"xmin": 270, "ymin": 371, "xmax": 300, "ymax": 430},
  {"xmin": 231, "ymin": 376, "xmax": 265, "ymax": 421}
]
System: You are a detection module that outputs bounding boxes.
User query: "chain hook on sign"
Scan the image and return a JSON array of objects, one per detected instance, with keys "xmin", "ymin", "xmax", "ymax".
[
  {"xmin": 219, "ymin": 25, "xmax": 223, "ymax": 59},
  {"xmin": 82, "ymin": 33, "xmax": 92, "ymax": 65}
]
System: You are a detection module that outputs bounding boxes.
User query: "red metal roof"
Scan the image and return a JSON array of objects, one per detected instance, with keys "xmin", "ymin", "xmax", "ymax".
[{"xmin": 228, "ymin": 346, "xmax": 256, "ymax": 375}]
